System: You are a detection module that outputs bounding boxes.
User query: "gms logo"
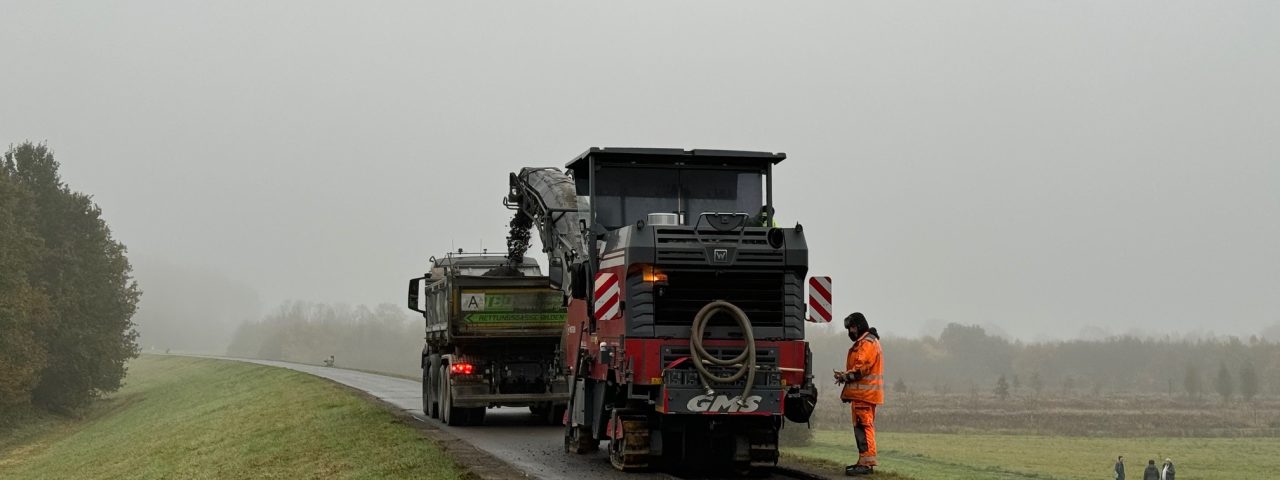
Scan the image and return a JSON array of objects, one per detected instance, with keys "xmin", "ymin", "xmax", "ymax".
[{"xmin": 685, "ymin": 394, "xmax": 763, "ymax": 413}]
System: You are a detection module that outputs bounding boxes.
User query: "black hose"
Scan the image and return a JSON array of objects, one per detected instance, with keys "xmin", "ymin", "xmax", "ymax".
[{"xmin": 690, "ymin": 300, "xmax": 756, "ymax": 403}]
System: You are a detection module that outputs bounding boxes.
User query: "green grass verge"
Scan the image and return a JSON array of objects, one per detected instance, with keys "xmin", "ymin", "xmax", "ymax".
[
  {"xmin": 0, "ymin": 405, "xmax": 71, "ymax": 454},
  {"xmin": 0, "ymin": 355, "xmax": 464, "ymax": 480},
  {"xmin": 784, "ymin": 429, "xmax": 1280, "ymax": 480}
]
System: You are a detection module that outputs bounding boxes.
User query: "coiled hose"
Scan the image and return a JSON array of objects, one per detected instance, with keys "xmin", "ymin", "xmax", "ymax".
[{"xmin": 690, "ymin": 300, "xmax": 756, "ymax": 403}]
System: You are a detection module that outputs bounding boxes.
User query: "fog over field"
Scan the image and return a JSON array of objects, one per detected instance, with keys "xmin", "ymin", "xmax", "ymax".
[{"xmin": 2, "ymin": 1, "xmax": 1277, "ymax": 353}]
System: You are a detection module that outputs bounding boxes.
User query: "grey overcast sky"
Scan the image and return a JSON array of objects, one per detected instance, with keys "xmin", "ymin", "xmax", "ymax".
[{"xmin": 2, "ymin": 1, "xmax": 1277, "ymax": 340}]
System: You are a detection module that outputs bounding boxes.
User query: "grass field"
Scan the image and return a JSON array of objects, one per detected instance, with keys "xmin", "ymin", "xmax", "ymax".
[
  {"xmin": 0, "ymin": 355, "xmax": 464, "ymax": 480},
  {"xmin": 784, "ymin": 429, "xmax": 1280, "ymax": 480},
  {"xmin": 805, "ymin": 391, "xmax": 1280, "ymax": 437}
]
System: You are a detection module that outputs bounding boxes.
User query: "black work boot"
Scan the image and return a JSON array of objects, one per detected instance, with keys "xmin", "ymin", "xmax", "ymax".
[{"xmin": 845, "ymin": 464, "xmax": 874, "ymax": 475}]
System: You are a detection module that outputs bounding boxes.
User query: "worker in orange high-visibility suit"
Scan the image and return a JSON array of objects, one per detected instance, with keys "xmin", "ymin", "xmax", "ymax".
[{"xmin": 834, "ymin": 312, "xmax": 883, "ymax": 476}]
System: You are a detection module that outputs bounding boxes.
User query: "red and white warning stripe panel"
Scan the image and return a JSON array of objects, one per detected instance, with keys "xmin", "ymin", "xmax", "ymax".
[
  {"xmin": 807, "ymin": 276, "xmax": 832, "ymax": 323},
  {"xmin": 594, "ymin": 272, "xmax": 621, "ymax": 321}
]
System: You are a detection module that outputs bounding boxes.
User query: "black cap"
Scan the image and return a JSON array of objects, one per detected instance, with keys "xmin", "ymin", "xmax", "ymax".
[{"xmin": 844, "ymin": 312, "xmax": 868, "ymax": 334}]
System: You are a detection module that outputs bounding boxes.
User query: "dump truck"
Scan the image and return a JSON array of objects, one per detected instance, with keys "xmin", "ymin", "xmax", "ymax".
[
  {"xmin": 503, "ymin": 148, "xmax": 818, "ymax": 471},
  {"xmin": 407, "ymin": 252, "xmax": 570, "ymax": 426}
]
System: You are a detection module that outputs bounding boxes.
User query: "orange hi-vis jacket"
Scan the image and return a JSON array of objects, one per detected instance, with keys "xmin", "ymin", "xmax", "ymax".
[{"xmin": 841, "ymin": 332, "xmax": 884, "ymax": 405}]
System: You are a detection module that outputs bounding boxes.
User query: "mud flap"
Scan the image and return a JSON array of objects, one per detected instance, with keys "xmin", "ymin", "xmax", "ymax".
[
  {"xmin": 570, "ymin": 378, "xmax": 588, "ymax": 426},
  {"xmin": 565, "ymin": 378, "xmax": 598, "ymax": 453},
  {"xmin": 783, "ymin": 383, "xmax": 817, "ymax": 423}
]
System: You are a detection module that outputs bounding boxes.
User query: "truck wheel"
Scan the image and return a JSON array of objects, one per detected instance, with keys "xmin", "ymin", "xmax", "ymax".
[
  {"xmin": 441, "ymin": 364, "xmax": 471, "ymax": 426},
  {"xmin": 427, "ymin": 371, "xmax": 437, "ymax": 419},
  {"xmin": 440, "ymin": 364, "xmax": 453, "ymax": 425},
  {"xmin": 426, "ymin": 354, "xmax": 441, "ymax": 419}
]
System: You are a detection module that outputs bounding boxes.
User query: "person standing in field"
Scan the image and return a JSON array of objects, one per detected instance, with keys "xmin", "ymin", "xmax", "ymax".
[
  {"xmin": 1143, "ymin": 459, "xmax": 1159, "ymax": 480},
  {"xmin": 1161, "ymin": 458, "xmax": 1175, "ymax": 480},
  {"xmin": 834, "ymin": 312, "xmax": 883, "ymax": 476},
  {"xmin": 1115, "ymin": 456, "xmax": 1125, "ymax": 480}
]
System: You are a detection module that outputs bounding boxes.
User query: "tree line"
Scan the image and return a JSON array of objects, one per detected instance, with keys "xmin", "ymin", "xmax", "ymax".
[
  {"xmin": 0, "ymin": 142, "xmax": 140, "ymax": 415},
  {"xmin": 226, "ymin": 301, "xmax": 422, "ymax": 378},
  {"xmin": 230, "ymin": 305, "xmax": 1280, "ymax": 403},
  {"xmin": 810, "ymin": 322, "xmax": 1280, "ymax": 400}
]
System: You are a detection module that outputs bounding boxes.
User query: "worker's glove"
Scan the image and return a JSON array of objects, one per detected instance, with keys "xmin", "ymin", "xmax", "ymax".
[
  {"xmin": 845, "ymin": 371, "xmax": 863, "ymax": 383},
  {"xmin": 832, "ymin": 370, "xmax": 847, "ymax": 384}
]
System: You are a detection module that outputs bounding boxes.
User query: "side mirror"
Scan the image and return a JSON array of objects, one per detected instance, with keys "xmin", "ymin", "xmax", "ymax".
[
  {"xmin": 548, "ymin": 258, "xmax": 564, "ymax": 290},
  {"xmin": 407, "ymin": 277, "xmax": 426, "ymax": 313}
]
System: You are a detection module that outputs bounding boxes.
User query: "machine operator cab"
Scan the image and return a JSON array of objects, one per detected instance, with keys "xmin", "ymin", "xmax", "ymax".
[
  {"xmin": 566, "ymin": 148, "xmax": 782, "ymax": 233},
  {"xmin": 564, "ymin": 148, "xmax": 808, "ymax": 342}
]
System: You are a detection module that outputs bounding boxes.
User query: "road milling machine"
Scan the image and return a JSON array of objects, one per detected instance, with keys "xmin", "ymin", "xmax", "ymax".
[{"xmin": 503, "ymin": 148, "xmax": 818, "ymax": 472}]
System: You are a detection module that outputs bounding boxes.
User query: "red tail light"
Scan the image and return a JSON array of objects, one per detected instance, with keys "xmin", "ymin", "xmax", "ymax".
[{"xmin": 450, "ymin": 362, "xmax": 474, "ymax": 375}]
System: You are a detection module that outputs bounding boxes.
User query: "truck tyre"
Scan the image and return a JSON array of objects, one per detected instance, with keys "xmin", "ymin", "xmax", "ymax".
[
  {"xmin": 427, "ymin": 371, "xmax": 437, "ymax": 419},
  {"xmin": 441, "ymin": 364, "xmax": 472, "ymax": 426},
  {"xmin": 440, "ymin": 364, "xmax": 453, "ymax": 425},
  {"xmin": 426, "ymin": 354, "xmax": 441, "ymax": 419}
]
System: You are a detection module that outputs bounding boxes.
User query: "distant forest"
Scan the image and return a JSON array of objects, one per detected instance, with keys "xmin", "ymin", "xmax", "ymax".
[
  {"xmin": 231, "ymin": 300, "xmax": 1280, "ymax": 405},
  {"xmin": 810, "ymin": 323, "xmax": 1280, "ymax": 400},
  {"xmin": 227, "ymin": 302, "xmax": 421, "ymax": 378}
]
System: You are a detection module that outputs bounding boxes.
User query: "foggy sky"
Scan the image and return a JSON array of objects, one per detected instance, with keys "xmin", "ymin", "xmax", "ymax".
[{"xmin": 3, "ymin": 1, "xmax": 1277, "ymax": 341}]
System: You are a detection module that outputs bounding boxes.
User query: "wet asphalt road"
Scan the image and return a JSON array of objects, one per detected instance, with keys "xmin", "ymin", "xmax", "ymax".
[{"xmin": 229, "ymin": 358, "xmax": 640, "ymax": 480}]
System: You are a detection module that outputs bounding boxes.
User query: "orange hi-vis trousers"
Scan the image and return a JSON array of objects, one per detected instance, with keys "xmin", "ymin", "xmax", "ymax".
[{"xmin": 851, "ymin": 403, "xmax": 877, "ymax": 466}]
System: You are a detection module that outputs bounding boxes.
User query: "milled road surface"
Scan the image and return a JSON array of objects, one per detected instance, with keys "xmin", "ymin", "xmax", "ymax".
[{"xmin": 230, "ymin": 358, "xmax": 641, "ymax": 480}]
